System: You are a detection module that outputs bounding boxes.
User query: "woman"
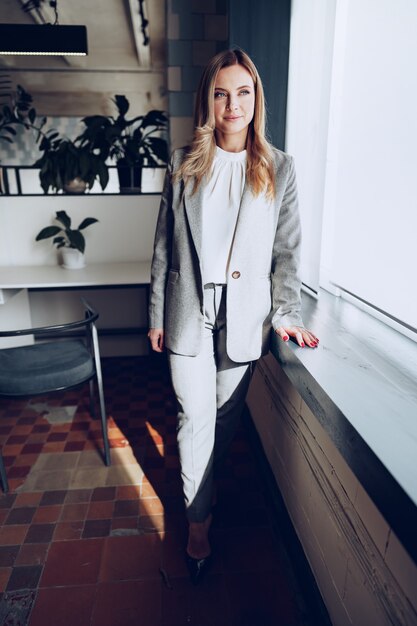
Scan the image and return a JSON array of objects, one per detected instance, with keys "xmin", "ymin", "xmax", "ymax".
[{"xmin": 148, "ymin": 48, "xmax": 318, "ymax": 583}]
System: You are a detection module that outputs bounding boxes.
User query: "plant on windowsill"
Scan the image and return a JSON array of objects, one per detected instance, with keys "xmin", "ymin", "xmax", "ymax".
[
  {"xmin": 33, "ymin": 134, "xmax": 109, "ymax": 195},
  {"xmin": 0, "ymin": 83, "xmax": 109, "ymax": 194},
  {"xmin": 35, "ymin": 210, "xmax": 98, "ymax": 269},
  {"xmin": 76, "ymin": 95, "xmax": 169, "ymax": 193}
]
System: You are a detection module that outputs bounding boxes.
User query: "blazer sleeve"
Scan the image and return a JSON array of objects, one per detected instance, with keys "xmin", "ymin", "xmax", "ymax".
[
  {"xmin": 148, "ymin": 157, "xmax": 174, "ymax": 329},
  {"xmin": 270, "ymin": 155, "xmax": 304, "ymax": 330}
]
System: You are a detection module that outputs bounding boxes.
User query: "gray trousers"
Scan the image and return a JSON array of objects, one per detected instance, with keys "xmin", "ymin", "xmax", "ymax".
[{"xmin": 167, "ymin": 283, "xmax": 252, "ymax": 523}]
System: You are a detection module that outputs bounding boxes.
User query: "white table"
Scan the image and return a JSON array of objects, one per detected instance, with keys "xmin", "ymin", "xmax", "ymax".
[
  {"xmin": 0, "ymin": 261, "xmax": 151, "ymax": 297},
  {"xmin": 0, "ymin": 262, "xmax": 152, "ymax": 347}
]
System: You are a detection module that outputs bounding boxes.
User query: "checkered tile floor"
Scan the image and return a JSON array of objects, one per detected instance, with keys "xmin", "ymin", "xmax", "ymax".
[{"xmin": 0, "ymin": 355, "xmax": 315, "ymax": 626}]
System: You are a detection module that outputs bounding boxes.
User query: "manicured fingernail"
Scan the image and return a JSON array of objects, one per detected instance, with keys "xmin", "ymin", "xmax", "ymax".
[
  {"xmin": 283, "ymin": 335, "xmax": 289, "ymax": 341},
  {"xmin": 301, "ymin": 342, "xmax": 305, "ymax": 347}
]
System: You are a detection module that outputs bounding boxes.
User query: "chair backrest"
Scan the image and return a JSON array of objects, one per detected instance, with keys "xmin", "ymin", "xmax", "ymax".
[
  {"xmin": 0, "ymin": 299, "xmax": 101, "ymax": 398},
  {"xmin": 0, "ymin": 298, "xmax": 110, "ymax": 493},
  {"xmin": 0, "ymin": 298, "xmax": 99, "ymax": 340}
]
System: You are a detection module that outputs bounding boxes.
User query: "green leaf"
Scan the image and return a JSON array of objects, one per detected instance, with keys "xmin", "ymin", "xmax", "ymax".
[
  {"xmin": 52, "ymin": 236, "xmax": 65, "ymax": 245},
  {"xmin": 114, "ymin": 95, "xmax": 129, "ymax": 116},
  {"xmin": 147, "ymin": 137, "xmax": 169, "ymax": 163},
  {"xmin": 55, "ymin": 169, "xmax": 63, "ymax": 193},
  {"xmin": 79, "ymin": 151, "xmax": 90, "ymax": 179},
  {"xmin": 47, "ymin": 132, "xmax": 59, "ymax": 141},
  {"xmin": 78, "ymin": 217, "xmax": 98, "ymax": 230},
  {"xmin": 142, "ymin": 110, "xmax": 168, "ymax": 128},
  {"xmin": 132, "ymin": 126, "xmax": 143, "ymax": 142},
  {"xmin": 28, "ymin": 107, "xmax": 36, "ymax": 124},
  {"xmin": 105, "ymin": 126, "xmax": 122, "ymax": 142},
  {"xmin": 97, "ymin": 161, "xmax": 109, "ymax": 190},
  {"xmin": 145, "ymin": 153, "xmax": 158, "ymax": 167},
  {"xmin": 67, "ymin": 230, "xmax": 85, "ymax": 253},
  {"xmin": 36, "ymin": 226, "xmax": 62, "ymax": 241},
  {"xmin": 40, "ymin": 175, "xmax": 50, "ymax": 194},
  {"xmin": 81, "ymin": 115, "xmax": 111, "ymax": 128},
  {"xmin": 34, "ymin": 155, "xmax": 46, "ymax": 170},
  {"xmin": 55, "ymin": 211, "xmax": 71, "ymax": 229},
  {"xmin": 86, "ymin": 175, "xmax": 95, "ymax": 190}
]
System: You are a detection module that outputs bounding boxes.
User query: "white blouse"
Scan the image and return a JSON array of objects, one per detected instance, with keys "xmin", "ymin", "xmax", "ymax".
[{"xmin": 201, "ymin": 145, "xmax": 246, "ymax": 285}]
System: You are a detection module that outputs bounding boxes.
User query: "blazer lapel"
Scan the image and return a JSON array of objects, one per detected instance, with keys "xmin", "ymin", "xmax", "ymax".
[
  {"xmin": 230, "ymin": 181, "xmax": 253, "ymax": 254},
  {"xmin": 183, "ymin": 176, "xmax": 271, "ymax": 265},
  {"xmin": 231, "ymin": 183, "xmax": 272, "ymax": 257},
  {"xmin": 184, "ymin": 178, "xmax": 204, "ymax": 262}
]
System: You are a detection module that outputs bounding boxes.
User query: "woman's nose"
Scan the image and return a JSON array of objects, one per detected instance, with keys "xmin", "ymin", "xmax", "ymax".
[{"xmin": 227, "ymin": 97, "xmax": 238, "ymax": 110}]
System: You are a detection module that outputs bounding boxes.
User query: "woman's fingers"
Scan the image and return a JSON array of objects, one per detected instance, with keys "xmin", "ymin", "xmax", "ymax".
[
  {"xmin": 275, "ymin": 326, "xmax": 319, "ymax": 348},
  {"xmin": 276, "ymin": 327, "xmax": 290, "ymax": 342},
  {"xmin": 148, "ymin": 328, "xmax": 165, "ymax": 352},
  {"xmin": 158, "ymin": 331, "xmax": 165, "ymax": 352},
  {"xmin": 295, "ymin": 328, "xmax": 304, "ymax": 346}
]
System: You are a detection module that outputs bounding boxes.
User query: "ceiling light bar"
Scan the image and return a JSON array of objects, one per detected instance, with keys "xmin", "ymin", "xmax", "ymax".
[{"xmin": 0, "ymin": 24, "xmax": 88, "ymax": 56}]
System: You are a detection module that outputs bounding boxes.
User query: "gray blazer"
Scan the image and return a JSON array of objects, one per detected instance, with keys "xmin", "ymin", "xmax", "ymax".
[{"xmin": 149, "ymin": 146, "xmax": 303, "ymax": 363}]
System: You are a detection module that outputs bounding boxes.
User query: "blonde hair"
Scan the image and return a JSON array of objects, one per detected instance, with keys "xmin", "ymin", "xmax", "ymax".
[{"xmin": 175, "ymin": 48, "xmax": 276, "ymax": 199}]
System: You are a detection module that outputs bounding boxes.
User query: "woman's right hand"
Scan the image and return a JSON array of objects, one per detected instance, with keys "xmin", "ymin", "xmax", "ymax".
[{"xmin": 148, "ymin": 328, "xmax": 165, "ymax": 353}]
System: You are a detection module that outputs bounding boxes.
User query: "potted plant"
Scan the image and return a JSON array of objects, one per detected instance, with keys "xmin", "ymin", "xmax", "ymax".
[
  {"xmin": 0, "ymin": 82, "xmax": 109, "ymax": 194},
  {"xmin": 77, "ymin": 95, "xmax": 169, "ymax": 193},
  {"xmin": 33, "ymin": 134, "xmax": 109, "ymax": 194},
  {"xmin": 35, "ymin": 210, "xmax": 98, "ymax": 269}
]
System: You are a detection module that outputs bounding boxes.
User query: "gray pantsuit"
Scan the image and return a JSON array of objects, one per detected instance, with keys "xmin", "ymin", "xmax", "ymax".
[
  {"xmin": 149, "ymin": 147, "xmax": 303, "ymax": 523},
  {"xmin": 168, "ymin": 284, "xmax": 252, "ymax": 522}
]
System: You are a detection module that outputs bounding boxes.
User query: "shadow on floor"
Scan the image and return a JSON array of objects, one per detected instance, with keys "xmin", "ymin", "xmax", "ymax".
[{"xmin": 0, "ymin": 354, "xmax": 327, "ymax": 626}]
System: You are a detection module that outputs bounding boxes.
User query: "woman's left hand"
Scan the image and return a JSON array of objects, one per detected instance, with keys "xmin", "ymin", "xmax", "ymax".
[{"xmin": 275, "ymin": 326, "xmax": 319, "ymax": 348}]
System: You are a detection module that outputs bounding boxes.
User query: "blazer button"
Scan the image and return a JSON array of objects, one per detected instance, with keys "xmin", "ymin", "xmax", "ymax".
[{"xmin": 231, "ymin": 271, "xmax": 241, "ymax": 279}]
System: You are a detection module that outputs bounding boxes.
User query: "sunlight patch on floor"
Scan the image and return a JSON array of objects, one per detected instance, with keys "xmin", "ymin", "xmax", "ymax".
[{"xmin": 27, "ymin": 401, "xmax": 78, "ymax": 424}]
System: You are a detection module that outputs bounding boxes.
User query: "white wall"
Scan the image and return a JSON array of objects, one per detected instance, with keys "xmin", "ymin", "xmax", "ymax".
[
  {"xmin": 0, "ymin": 194, "xmax": 161, "ymax": 356},
  {"xmin": 0, "ymin": 195, "xmax": 160, "ymax": 267},
  {"xmin": 0, "ymin": 289, "xmax": 33, "ymax": 348}
]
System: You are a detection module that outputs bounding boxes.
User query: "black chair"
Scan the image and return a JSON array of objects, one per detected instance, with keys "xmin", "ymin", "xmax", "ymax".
[{"xmin": 0, "ymin": 298, "xmax": 111, "ymax": 493}]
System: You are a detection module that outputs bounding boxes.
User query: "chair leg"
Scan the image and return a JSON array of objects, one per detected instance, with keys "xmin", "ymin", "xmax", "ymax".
[
  {"xmin": 0, "ymin": 451, "xmax": 9, "ymax": 494},
  {"xmin": 91, "ymin": 323, "xmax": 111, "ymax": 467},
  {"xmin": 96, "ymin": 372, "xmax": 111, "ymax": 467},
  {"xmin": 89, "ymin": 379, "xmax": 96, "ymax": 418}
]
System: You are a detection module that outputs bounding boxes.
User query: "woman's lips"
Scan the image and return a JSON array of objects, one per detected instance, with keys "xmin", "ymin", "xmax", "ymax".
[{"xmin": 224, "ymin": 116, "xmax": 242, "ymax": 121}]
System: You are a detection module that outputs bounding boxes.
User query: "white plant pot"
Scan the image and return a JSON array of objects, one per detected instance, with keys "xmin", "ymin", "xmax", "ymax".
[{"xmin": 61, "ymin": 248, "xmax": 86, "ymax": 270}]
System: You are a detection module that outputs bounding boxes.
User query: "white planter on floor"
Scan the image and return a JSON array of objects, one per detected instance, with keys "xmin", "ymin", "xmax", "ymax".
[{"xmin": 61, "ymin": 248, "xmax": 86, "ymax": 269}]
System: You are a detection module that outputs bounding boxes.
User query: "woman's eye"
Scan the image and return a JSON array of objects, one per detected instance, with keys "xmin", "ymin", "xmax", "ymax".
[
  {"xmin": 214, "ymin": 91, "xmax": 226, "ymax": 98},
  {"xmin": 239, "ymin": 90, "xmax": 250, "ymax": 96}
]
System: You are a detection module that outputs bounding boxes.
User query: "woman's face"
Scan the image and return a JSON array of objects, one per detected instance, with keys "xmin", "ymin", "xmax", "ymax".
[{"xmin": 213, "ymin": 64, "xmax": 255, "ymax": 145}]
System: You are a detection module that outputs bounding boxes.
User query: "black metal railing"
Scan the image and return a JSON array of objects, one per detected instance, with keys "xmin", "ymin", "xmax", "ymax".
[{"xmin": 0, "ymin": 164, "xmax": 166, "ymax": 196}]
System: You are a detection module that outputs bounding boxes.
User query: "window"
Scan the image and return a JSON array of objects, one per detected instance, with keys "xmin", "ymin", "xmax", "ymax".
[{"xmin": 287, "ymin": 0, "xmax": 417, "ymax": 335}]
